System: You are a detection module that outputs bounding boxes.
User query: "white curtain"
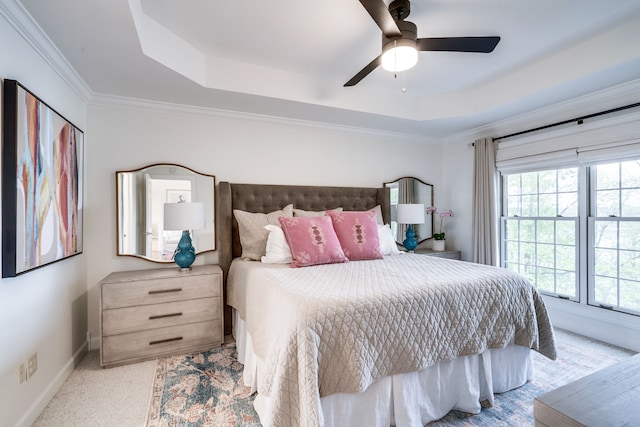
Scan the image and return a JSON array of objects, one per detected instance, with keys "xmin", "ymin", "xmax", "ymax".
[{"xmin": 472, "ymin": 138, "xmax": 499, "ymax": 265}]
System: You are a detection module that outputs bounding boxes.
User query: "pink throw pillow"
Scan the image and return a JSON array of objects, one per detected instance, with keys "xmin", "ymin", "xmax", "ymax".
[
  {"xmin": 278, "ymin": 216, "xmax": 349, "ymax": 268},
  {"xmin": 327, "ymin": 209, "xmax": 383, "ymax": 261}
]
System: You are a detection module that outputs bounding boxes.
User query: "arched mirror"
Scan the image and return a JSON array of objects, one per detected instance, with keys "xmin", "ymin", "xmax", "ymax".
[
  {"xmin": 116, "ymin": 163, "xmax": 215, "ymax": 262},
  {"xmin": 384, "ymin": 177, "xmax": 434, "ymax": 245}
]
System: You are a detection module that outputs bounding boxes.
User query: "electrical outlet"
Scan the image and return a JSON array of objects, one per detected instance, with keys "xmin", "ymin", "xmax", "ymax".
[
  {"xmin": 18, "ymin": 363, "xmax": 27, "ymax": 385},
  {"xmin": 27, "ymin": 353, "xmax": 37, "ymax": 378}
]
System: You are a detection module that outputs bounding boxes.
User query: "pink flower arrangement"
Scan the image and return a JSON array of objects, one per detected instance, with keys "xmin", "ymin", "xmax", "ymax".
[{"xmin": 426, "ymin": 206, "xmax": 454, "ymax": 240}]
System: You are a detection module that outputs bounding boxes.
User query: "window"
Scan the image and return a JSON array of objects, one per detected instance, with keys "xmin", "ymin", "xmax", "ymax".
[
  {"xmin": 589, "ymin": 160, "xmax": 640, "ymax": 314},
  {"xmin": 501, "ymin": 159, "xmax": 640, "ymax": 316},
  {"xmin": 501, "ymin": 168, "xmax": 579, "ymax": 299}
]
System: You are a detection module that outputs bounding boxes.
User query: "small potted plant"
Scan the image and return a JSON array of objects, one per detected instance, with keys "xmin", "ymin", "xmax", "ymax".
[{"xmin": 426, "ymin": 206, "xmax": 454, "ymax": 251}]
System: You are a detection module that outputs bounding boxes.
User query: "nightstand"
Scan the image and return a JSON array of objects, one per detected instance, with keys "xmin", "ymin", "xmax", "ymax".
[
  {"xmin": 414, "ymin": 248, "xmax": 462, "ymax": 260},
  {"xmin": 100, "ymin": 264, "xmax": 223, "ymax": 368}
]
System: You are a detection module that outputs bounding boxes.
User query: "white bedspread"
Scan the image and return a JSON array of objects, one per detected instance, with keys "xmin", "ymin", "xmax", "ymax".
[{"xmin": 227, "ymin": 254, "xmax": 556, "ymax": 427}]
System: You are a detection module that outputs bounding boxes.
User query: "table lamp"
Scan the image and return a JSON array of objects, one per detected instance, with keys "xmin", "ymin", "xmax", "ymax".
[
  {"xmin": 396, "ymin": 203, "xmax": 425, "ymax": 252},
  {"xmin": 163, "ymin": 202, "xmax": 206, "ymax": 271}
]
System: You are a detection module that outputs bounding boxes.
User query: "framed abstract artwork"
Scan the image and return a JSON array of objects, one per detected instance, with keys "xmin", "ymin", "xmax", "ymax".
[{"xmin": 2, "ymin": 80, "xmax": 84, "ymax": 277}]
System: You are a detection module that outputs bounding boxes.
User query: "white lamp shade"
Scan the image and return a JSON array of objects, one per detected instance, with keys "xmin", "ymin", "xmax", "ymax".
[
  {"xmin": 396, "ymin": 204, "xmax": 425, "ymax": 224},
  {"xmin": 164, "ymin": 202, "xmax": 206, "ymax": 231}
]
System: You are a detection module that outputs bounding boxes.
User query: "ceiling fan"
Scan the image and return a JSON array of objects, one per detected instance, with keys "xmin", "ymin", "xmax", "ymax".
[{"xmin": 344, "ymin": 0, "xmax": 500, "ymax": 87}]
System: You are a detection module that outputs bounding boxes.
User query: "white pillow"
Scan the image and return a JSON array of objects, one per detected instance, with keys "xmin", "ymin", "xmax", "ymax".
[
  {"xmin": 261, "ymin": 225, "xmax": 292, "ymax": 264},
  {"xmin": 374, "ymin": 205, "xmax": 385, "ymax": 225},
  {"xmin": 233, "ymin": 204, "xmax": 294, "ymax": 260},
  {"xmin": 378, "ymin": 224, "xmax": 401, "ymax": 256}
]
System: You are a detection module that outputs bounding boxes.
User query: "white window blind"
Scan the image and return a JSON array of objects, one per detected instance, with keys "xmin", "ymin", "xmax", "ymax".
[
  {"xmin": 578, "ymin": 140, "xmax": 640, "ymax": 165},
  {"xmin": 496, "ymin": 148, "xmax": 577, "ymax": 174},
  {"xmin": 496, "ymin": 112, "xmax": 640, "ymax": 174}
]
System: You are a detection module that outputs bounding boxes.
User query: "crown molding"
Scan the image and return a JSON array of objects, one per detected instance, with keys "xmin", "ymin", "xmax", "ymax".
[
  {"xmin": 0, "ymin": 0, "xmax": 93, "ymax": 102},
  {"xmin": 446, "ymin": 78, "xmax": 640, "ymax": 145},
  {"xmin": 89, "ymin": 92, "xmax": 440, "ymax": 145}
]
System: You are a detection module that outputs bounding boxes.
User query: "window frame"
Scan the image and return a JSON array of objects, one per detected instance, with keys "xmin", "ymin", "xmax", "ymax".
[
  {"xmin": 587, "ymin": 161, "xmax": 640, "ymax": 315},
  {"xmin": 500, "ymin": 162, "xmax": 640, "ymax": 317},
  {"xmin": 500, "ymin": 168, "xmax": 582, "ymax": 301}
]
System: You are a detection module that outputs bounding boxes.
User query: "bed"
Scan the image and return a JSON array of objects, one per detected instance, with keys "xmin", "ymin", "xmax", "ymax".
[{"xmin": 216, "ymin": 181, "xmax": 556, "ymax": 427}]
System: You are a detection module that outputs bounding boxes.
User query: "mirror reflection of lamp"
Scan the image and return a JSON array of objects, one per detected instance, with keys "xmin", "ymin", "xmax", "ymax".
[
  {"xmin": 163, "ymin": 201, "xmax": 205, "ymax": 271},
  {"xmin": 396, "ymin": 203, "xmax": 425, "ymax": 252}
]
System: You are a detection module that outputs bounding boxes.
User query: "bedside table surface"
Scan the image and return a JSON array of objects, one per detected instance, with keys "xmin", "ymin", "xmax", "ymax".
[
  {"xmin": 101, "ymin": 264, "xmax": 220, "ymax": 284},
  {"xmin": 413, "ymin": 248, "xmax": 462, "ymax": 260}
]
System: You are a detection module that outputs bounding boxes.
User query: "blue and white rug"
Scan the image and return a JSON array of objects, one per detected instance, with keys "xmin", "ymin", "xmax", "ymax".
[
  {"xmin": 146, "ymin": 329, "xmax": 635, "ymax": 426},
  {"xmin": 146, "ymin": 345, "xmax": 260, "ymax": 427}
]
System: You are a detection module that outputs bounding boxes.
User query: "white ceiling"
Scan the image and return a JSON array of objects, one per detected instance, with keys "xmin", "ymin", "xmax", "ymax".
[{"xmin": 17, "ymin": 0, "xmax": 640, "ymax": 138}]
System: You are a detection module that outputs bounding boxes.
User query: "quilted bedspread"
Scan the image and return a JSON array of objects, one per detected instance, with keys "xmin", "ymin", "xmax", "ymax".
[{"xmin": 227, "ymin": 254, "xmax": 556, "ymax": 427}]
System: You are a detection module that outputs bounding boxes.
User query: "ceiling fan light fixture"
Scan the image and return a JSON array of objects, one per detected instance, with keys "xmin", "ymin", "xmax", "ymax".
[
  {"xmin": 345, "ymin": 0, "xmax": 500, "ymax": 87},
  {"xmin": 381, "ymin": 39, "xmax": 418, "ymax": 72}
]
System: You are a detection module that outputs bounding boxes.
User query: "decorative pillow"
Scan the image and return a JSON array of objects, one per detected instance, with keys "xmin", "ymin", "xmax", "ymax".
[
  {"xmin": 261, "ymin": 225, "xmax": 292, "ymax": 264},
  {"xmin": 378, "ymin": 224, "xmax": 401, "ymax": 256},
  {"xmin": 293, "ymin": 207, "xmax": 343, "ymax": 217},
  {"xmin": 373, "ymin": 205, "xmax": 384, "ymax": 225},
  {"xmin": 327, "ymin": 209, "xmax": 383, "ymax": 261},
  {"xmin": 233, "ymin": 204, "xmax": 294, "ymax": 260},
  {"xmin": 278, "ymin": 216, "xmax": 349, "ymax": 268}
]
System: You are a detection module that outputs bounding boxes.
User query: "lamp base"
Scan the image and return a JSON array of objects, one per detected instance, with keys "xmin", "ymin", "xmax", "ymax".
[
  {"xmin": 403, "ymin": 225, "xmax": 418, "ymax": 252},
  {"xmin": 178, "ymin": 267, "xmax": 193, "ymax": 273},
  {"xmin": 173, "ymin": 230, "xmax": 196, "ymax": 270}
]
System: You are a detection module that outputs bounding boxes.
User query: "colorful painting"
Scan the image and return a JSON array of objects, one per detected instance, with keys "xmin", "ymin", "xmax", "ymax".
[{"xmin": 2, "ymin": 80, "xmax": 84, "ymax": 277}]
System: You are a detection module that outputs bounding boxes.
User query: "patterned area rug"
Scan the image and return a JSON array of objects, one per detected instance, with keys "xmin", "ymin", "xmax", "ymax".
[
  {"xmin": 146, "ymin": 329, "xmax": 635, "ymax": 426},
  {"xmin": 145, "ymin": 344, "xmax": 260, "ymax": 427}
]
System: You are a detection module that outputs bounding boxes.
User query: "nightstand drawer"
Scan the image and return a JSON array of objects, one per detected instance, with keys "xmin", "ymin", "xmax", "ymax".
[
  {"xmin": 102, "ymin": 320, "xmax": 222, "ymax": 365},
  {"xmin": 102, "ymin": 273, "xmax": 221, "ymax": 309},
  {"xmin": 102, "ymin": 297, "xmax": 221, "ymax": 335}
]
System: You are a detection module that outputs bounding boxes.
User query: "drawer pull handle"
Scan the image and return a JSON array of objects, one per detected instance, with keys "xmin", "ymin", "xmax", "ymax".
[
  {"xmin": 149, "ymin": 337, "xmax": 183, "ymax": 346},
  {"xmin": 148, "ymin": 288, "xmax": 182, "ymax": 295},
  {"xmin": 149, "ymin": 312, "xmax": 183, "ymax": 320}
]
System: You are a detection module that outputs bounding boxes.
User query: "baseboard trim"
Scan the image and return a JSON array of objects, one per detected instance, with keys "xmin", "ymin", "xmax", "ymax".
[
  {"xmin": 13, "ymin": 340, "xmax": 89, "ymax": 427},
  {"xmin": 90, "ymin": 335, "xmax": 101, "ymax": 352},
  {"xmin": 543, "ymin": 295, "xmax": 640, "ymax": 352}
]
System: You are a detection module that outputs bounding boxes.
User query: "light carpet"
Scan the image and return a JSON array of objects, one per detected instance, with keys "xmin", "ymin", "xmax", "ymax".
[{"xmin": 146, "ymin": 329, "xmax": 636, "ymax": 426}]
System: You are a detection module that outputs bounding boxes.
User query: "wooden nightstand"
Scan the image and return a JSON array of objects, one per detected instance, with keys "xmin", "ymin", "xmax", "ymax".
[
  {"xmin": 100, "ymin": 264, "xmax": 223, "ymax": 368},
  {"xmin": 413, "ymin": 248, "xmax": 462, "ymax": 260}
]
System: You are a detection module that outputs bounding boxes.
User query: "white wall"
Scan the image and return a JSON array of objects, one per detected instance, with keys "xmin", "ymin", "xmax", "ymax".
[
  {"xmin": 440, "ymin": 139, "xmax": 475, "ymax": 260},
  {"xmin": 85, "ymin": 101, "xmax": 443, "ymax": 345},
  {"xmin": 0, "ymin": 12, "xmax": 88, "ymax": 427}
]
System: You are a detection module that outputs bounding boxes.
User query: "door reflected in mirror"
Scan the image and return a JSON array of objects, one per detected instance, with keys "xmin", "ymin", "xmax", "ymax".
[
  {"xmin": 384, "ymin": 177, "xmax": 434, "ymax": 245},
  {"xmin": 116, "ymin": 164, "xmax": 215, "ymax": 263}
]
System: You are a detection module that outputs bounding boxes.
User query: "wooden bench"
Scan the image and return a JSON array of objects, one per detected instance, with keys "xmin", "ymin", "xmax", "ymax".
[{"xmin": 534, "ymin": 353, "xmax": 640, "ymax": 426}]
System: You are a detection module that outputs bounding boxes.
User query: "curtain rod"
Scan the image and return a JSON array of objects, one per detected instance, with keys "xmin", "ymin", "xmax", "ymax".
[{"xmin": 493, "ymin": 102, "xmax": 640, "ymax": 141}]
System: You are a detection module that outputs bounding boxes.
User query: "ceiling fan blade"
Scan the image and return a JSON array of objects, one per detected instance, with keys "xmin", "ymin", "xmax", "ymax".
[
  {"xmin": 344, "ymin": 55, "xmax": 382, "ymax": 87},
  {"xmin": 358, "ymin": 0, "xmax": 402, "ymax": 38},
  {"xmin": 417, "ymin": 36, "xmax": 500, "ymax": 53}
]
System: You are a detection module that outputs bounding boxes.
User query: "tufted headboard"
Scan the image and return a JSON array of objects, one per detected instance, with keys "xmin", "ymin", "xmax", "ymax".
[{"xmin": 216, "ymin": 181, "xmax": 390, "ymax": 334}]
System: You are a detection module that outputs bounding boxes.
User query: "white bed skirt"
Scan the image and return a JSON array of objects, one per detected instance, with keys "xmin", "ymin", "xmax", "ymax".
[{"xmin": 233, "ymin": 310, "xmax": 533, "ymax": 427}]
